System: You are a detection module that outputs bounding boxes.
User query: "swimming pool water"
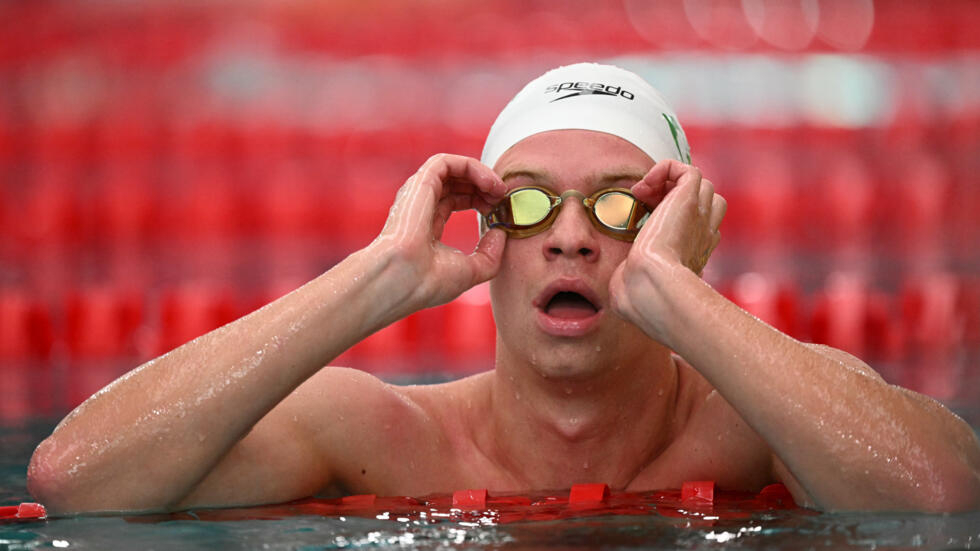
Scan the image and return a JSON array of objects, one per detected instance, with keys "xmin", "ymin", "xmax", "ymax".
[{"xmin": 3, "ymin": 419, "xmax": 979, "ymax": 551}]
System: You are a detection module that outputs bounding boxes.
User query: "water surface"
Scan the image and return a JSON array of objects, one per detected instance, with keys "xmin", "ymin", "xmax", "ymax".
[{"xmin": 3, "ymin": 418, "xmax": 979, "ymax": 551}]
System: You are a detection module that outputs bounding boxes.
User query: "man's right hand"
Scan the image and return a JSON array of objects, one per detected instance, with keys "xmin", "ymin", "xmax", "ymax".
[{"xmin": 370, "ymin": 154, "xmax": 508, "ymax": 317}]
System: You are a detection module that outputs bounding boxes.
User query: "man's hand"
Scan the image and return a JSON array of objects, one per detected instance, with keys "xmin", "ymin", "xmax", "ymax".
[
  {"xmin": 371, "ymin": 154, "xmax": 508, "ymax": 315},
  {"xmin": 609, "ymin": 160, "xmax": 726, "ymax": 341}
]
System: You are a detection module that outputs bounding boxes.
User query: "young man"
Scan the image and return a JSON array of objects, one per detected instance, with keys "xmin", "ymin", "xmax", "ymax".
[{"xmin": 28, "ymin": 64, "xmax": 980, "ymax": 514}]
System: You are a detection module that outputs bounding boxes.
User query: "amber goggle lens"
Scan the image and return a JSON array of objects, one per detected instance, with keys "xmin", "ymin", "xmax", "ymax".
[{"xmin": 485, "ymin": 187, "xmax": 648, "ymax": 240}]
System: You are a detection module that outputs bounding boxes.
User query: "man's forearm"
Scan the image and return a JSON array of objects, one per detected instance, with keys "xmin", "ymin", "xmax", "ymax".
[
  {"xmin": 28, "ymin": 244, "xmax": 412, "ymax": 513},
  {"xmin": 640, "ymin": 259, "xmax": 980, "ymax": 511}
]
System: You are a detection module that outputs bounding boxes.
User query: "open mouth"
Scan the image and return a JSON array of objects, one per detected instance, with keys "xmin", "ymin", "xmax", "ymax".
[{"xmin": 544, "ymin": 291, "xmax": 599, "ymax": 319}]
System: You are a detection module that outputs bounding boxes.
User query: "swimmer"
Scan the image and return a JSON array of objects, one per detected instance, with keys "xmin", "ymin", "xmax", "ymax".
[{"xmin": 28, "ymin": 63, "xmax": 980, "ymax": 513}]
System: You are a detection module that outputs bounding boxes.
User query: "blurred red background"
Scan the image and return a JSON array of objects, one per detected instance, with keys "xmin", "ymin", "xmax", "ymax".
[{"xmin": 0, "ymin": 0, "xmax": 978, "ymax": 421}]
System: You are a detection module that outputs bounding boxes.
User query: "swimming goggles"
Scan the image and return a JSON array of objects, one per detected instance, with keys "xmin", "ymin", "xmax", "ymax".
[{"xmin": 482, "ymin": 186, "xmax": 650, "ymax": 241}]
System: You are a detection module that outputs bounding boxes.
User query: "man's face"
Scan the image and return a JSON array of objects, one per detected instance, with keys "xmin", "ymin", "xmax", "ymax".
[{"xmin": 489, "ymin": 129, "xmax": 658, "ymax": 379}]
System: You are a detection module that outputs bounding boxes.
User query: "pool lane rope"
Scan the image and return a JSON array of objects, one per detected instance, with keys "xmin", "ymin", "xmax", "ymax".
[{"xmin": 2, "ymin": 482, "xmax": 801, "ymax": 525}]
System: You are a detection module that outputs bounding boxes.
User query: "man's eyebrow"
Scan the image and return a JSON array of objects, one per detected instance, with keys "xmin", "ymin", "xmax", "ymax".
[
  {"xmin": 593, "ymin": 169, "xmax": 647, "ymax": 185},
  {"xmin": 500, "ymin": 168, "xmax": 552, "ymax": 185}
]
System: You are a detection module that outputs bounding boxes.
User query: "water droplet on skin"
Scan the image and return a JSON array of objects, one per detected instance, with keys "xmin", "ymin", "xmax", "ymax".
[
  {"xmin": 514, "ymin": 392, "xmax": 521, "ymax": 401},
  {"xmin": 595, "ymin": 345, "xmax": 602, "ymax": 352},
  {"xmin": 564, "ymin": 387, "xmax": 573, "ymax": 395},
  {"xmin": 583, "ymin": 461, "xmax": 590, "ymax": 470},
  {"xmin": 569, "ymin": 417, "xmax": 579, "ymax": 425},
  {"xmin": 657, "ymin": 388, "xmax": 664, "ymax": 397},
  {"xmin": 198, "ymin": 434, "xmax": 206, "ymax": 442}
]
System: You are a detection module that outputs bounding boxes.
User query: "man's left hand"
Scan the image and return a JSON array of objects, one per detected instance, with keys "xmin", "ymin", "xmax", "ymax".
[{"xmin": 609, "ymin": 160, "xmax": 726, "ymax": 340}]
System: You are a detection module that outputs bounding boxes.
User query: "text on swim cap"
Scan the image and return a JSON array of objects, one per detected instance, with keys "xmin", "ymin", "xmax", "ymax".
[{"xmin": 545, "ymin": 81, "xmax": 635, "ymax": 102}]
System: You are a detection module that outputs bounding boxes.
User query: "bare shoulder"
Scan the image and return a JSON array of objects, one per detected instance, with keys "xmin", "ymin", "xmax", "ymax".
[
  {"xmin": 272, "ymin": 368, "xmax": 444, "ymax": 489},
  {"xmin": 398, "ymin": 372, "xmax": 492, "ymax": 415},
  {"xmin": 284, "ymin": 366, "xmax": 419, "ymax": 418},
  {"xmin": 276, "ymin": 368, "xmax": 493, "ymax": 495}
]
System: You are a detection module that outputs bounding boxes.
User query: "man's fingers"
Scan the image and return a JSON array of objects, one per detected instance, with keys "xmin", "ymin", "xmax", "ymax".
[
  {"xmin": 633, "ymin": 165, "xmax": 667, "ymax": 201},
  {"xmin": 387, "ymin": 154, "xmax": 504, "ymax": 240},
  {"xmin": 645, "ymin": 159, "xmax": 701, "ymax": 194},
  {"xmin": 698, "ymin": 179, "xmax": 714, "ymax": 214},
  {"xmin": 445, "ymin": 180, "xmax": 504, "ymax": 209},
  {"xmin": 431, "ymin": 192, "xmax": 495, "ymax": 240},
  {"xmin": 419, "ymin": 154, "xmax": 506, "ymax": 199},
  {"xmin": 631, "ymin": 178, "xmax": 666, "ymax": 207},
  {"xmin": 710, "ymin": 194, "xmax": 727, "ymax": 231},
  {"xmin": 466, "ymin": 228, "xmax": 507, "ymax": 284}
]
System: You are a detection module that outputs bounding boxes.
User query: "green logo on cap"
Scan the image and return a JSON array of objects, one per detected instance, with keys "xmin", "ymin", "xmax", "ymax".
[{"xmin": 662, "ymin": 113, "xmax": 691, "ymax": 164}]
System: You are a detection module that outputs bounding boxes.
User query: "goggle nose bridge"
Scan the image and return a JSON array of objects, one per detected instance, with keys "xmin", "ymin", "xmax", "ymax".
[{"xmin": 550, "ymin": 189, "xmax": 590, "ymax": 212}]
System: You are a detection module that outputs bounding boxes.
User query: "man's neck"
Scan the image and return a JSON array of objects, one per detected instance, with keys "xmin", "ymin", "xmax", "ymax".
[{"xmin": 482, "ymin": 343, "xmax": 680, "ymax": 491}]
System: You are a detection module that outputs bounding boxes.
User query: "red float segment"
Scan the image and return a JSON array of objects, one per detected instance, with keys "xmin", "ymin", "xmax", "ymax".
[
  {"xmin": 0, "ymin": 503, "xmax": 47, "ymax": 520},
  {"xmin": 681, "ymin": 480, "xmax": 715, "ymax": 504},
  {"xmin": 341, "ymin": 494, "xmax": 377, "ymax": 507},
  {"xmin": 452, "ymin": 488, "xmax": 488, "ymax": 508},
  {"xmin": 17, "ymin": 503, "xmax": 47, "ymax": 519},
  {"xmin": 568, "ymin": 483, "xmax": 609, "ymax": 504}
]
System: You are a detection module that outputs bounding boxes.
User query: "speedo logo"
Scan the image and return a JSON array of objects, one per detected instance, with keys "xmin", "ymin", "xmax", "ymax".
[{"xmin": 545, "ymin": 81, "xmax": 635, "ymax": 102}]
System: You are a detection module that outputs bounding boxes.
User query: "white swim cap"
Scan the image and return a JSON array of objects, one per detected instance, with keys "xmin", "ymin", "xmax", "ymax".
[{"xmin": 481, "ymin": 63, "xmax": 691, "ymax": 169}]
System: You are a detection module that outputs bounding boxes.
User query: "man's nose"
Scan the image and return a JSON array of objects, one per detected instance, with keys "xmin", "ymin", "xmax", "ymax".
[{"xmin": 541, "ymin": 198, "xmax": 599, "ymax": 262}]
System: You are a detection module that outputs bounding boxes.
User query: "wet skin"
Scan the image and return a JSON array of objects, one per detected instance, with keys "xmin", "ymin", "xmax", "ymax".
[
  {"xmin": 320, "ymin": 131, "xmax": 774, "ymax": 498},
  {"xmin": 28, "ymin": 131, "xmax": 980, "ymax": 514}
]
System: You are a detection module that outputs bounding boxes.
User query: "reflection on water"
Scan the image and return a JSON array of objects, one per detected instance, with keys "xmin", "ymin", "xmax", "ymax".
[
  {"xmin": 3, "ymin": 419, "xmax": 979, "ymax": 551},
  {"xmin": 2, "ymin": 504, "xmax": 980, "ymax": 550}
]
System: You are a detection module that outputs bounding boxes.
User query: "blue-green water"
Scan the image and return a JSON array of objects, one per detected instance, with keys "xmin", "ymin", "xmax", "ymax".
[{"xmin": 3, "ymin": 419, "xmax": 979, "ymax": 551}]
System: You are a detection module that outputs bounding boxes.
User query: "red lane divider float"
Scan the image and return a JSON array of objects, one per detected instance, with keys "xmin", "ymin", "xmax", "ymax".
[
  {"xmin": 569, "ymin": 482, "xmax": 610, "ymax": 504},
  {"xmin": 681, "ymin": 480, "xmax": 715, "ymax": 504},
  {"xmin": 452, "ymin": 488, "xmax": 488, "ymax": 509},
  {"xmin": 123, "ymin": 482, "xmax": 802, "ymax": 526},
  {"xmin": 0, "ymin": 503, "xmax": 47, "ymax": 522}
]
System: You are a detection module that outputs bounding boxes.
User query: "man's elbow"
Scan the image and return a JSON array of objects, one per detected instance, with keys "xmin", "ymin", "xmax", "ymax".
[
  {"xmin": 26, "ymin": 437, "xmax": 106, "ymax": 515},
  {"xmin": 26, "ymin": 437, "xmax": 73, "ymax": 513}
]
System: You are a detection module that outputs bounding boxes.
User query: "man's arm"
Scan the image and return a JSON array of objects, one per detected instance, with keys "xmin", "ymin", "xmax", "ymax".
[
  {"xmin": 611, "ymin": 159, "xmax": 980, "ymax": 512},
  {"xmin": 28, "ymin": 154, "xmax": 507, "ymax": 514}
]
